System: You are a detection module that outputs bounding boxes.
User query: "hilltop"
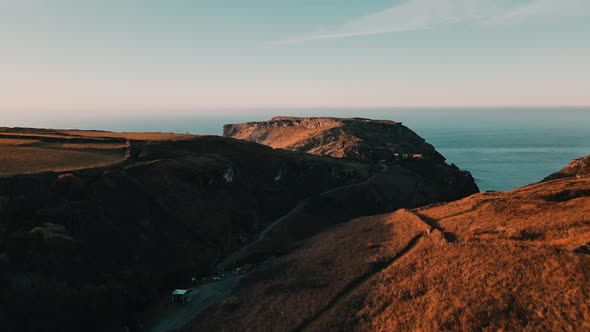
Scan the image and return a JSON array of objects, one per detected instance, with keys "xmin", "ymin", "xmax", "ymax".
[
  {"xmin": 0, "ymin": 124, "xmax": 477, "ymax": 332},
  {"xmin": 544, "ymin": 154, "xmax": 590, "ymax": 181},
  {"xmin": 0, "ymin": 127, "xmax": 194, "ymax": 176},
  {"xmin": 187, "ymin": 156, "xmax": 590, "ymax": 331},
  {"xmin": 223, "ymin": 116, "xmax": 446, "ymax": 163}
]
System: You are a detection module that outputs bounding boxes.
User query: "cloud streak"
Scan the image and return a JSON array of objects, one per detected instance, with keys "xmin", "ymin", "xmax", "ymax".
[
  {"xmin": 481, "ymin": 0, "xmax": 588, "ymax": 26},
  {"xmin": 272, "ymin": 0, "xmax": 588, "ymax": 45}
]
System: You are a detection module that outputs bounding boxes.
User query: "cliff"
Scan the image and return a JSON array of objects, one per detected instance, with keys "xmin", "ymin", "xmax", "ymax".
[
  {"xmin": 223, "ymin": 116, "xmax": 478, "ymax": 215},
  {"xmin": 0, "ymin": 126, "xmax": 478, "ymax": 332},
  {"xmin": 223, "ymin": 116, "xmax": 447, "ymax": 163},
  {"xmin": 544, "ymin": 154, "xmax": 590, "ymax": 180}
]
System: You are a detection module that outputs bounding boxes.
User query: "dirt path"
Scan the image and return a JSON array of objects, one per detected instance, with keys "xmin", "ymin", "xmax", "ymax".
[
  {"xmin": 146, "ymin": 274, "xmax": 244, "ymax": 332},
  {"xmin": 295, "ymin": 234, "xmax": 424, "ymax": 332},
  {"xmin": 147, "ymin": 163, "xmax": 391, "ymax": 332},
  {"xmin": 220, "ymin": 163, "xmax": 391, "ymax": 269},
  {"xmin": 410, "ymin": 210, "xmax": 458, "ymax": 242}
]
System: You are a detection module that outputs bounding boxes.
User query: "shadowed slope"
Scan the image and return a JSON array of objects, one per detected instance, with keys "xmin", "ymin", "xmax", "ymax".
[
  {"xmin": 224, "ymin": 116, "xmax": 478, "ymax": 201},
  {"xmin": 0, "ymin": 126, "xmax": 479, "ymax": 332},
  {"xmin": 0, "ymin": 133, "xmax": 376, "ymax": 332},
  {"xmin": 186, "ymin": 176, "xmax": 590, "ymax": 331}
]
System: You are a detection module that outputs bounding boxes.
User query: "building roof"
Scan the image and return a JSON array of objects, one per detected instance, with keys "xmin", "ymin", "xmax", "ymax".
[{"xmin": 172, "ymin": 289, "xmax": 189, "ymax": 295}]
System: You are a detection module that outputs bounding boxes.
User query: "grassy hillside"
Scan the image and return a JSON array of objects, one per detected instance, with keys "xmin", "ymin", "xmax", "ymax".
[{"xmin": 188, "ymin": 177, "xmax": 590, "ymax": 331}]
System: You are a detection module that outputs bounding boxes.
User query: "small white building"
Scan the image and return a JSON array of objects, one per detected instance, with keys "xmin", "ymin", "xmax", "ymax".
[{"xmin": 171, "ymin": 289, "xmax": 191, "ymax": 305}]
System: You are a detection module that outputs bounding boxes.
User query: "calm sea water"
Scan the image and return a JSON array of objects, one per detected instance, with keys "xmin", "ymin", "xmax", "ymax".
[{"xmin": 2, "ymin": 108, "xmax": 589, "ymax": 191}]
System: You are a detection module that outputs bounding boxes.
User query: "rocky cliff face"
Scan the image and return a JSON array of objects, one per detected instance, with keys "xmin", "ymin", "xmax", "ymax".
[
  {"xmin": 224, "ymin": 116, "xmax": 446, "ymax": 163},
  {"xmin": 0, "ymin": 126, "xmax": 478, "ymax": 332},
  {"xmin": 544, "ymin": 154, "xmax": 590, "ymax": 181},
  {"xmin": 224, "ymin": 116, "xmax": 478, "ymax": 200}
]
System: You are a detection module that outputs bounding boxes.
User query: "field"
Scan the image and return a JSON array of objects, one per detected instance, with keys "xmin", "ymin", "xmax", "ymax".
[{"xmin": 0, "ymin": 128, "xmax": 192, "ymax": 175}]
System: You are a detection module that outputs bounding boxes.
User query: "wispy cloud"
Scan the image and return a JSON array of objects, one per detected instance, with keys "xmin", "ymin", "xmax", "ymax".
[
  {"xmin": 272, "ymin": 0, "xmax": 588, "ymax": 45},
  {"xmin": 481, "ymin": 0, "xmax": 588, "ymax": 26}
]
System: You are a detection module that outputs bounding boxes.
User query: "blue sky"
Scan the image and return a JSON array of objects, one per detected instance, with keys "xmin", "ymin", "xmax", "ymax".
[{"xmin": 1, "ymin": 0, "xmax": 589, "ymax": 111}]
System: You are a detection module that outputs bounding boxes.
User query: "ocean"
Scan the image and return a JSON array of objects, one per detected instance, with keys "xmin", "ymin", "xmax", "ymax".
[{"xmin": 2, "ymin": 108, "xmax": 589, "ymax": 191}]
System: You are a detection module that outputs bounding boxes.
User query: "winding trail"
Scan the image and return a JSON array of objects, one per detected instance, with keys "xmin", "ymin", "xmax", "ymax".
[
  {"xmin": 146, "ymin": 274, "xmax": 244, "ymax": 332},
  {"xmin": 292, "ymin": 208, "xmax": 458, "ymax": 331},
  {"xmin": 148, "ymin": 163, "xmax": 391, "ymax": 332},
  {"xmin": 295, "ymin": 234, "xmax": 425, "ymax": 332},
  {"xmin": 410, "ymin": 210, "xmax": 458, "ymax": 243},
  {"xmin": 219, "ymin": 163, "xmax": 390, "ymax": 269}
]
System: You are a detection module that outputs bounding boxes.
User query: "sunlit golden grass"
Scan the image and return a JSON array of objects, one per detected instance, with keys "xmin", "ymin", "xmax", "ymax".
[
  {"xmin": 60, "ymin": 130, "xmax": 197, "ymax": 141},
  {"xmin": 58, "ymin": 143, "xmax": 128, "ymax": 150},
  {"xmin": 0, "ymin": 138, "xmax": 41, "ymax": 146},
  {"xmin": 189, "ymin": 178, "xmax": 590, "ymax": 332},
  {"xmin": 232, "ymin": 125, "xmax": 339, "ymax": 150},
  {"xmin": 0, "ymin": 127, "xmax": 199, "ymax": 175},
  {"xmin": 0, "ymin": 145, "xmax": 124, "ymax": 175},
  {"xmin": 0, "ymin": 129, "xmax": 131, "ymax": 175},
  {"xmin": 0, "ymin": 128, "xmax": 197, "ymax": 141},
  {"xmin": 0, "ymin": 132, "xmax": 74, "ymax": 139}
]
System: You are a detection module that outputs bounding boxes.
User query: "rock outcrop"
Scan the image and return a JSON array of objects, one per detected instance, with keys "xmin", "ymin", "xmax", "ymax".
[
  {"xmin": 224, "ymin": 116, "xmax": 446, "ymax": 163},
  {"xmin": 0, "ymin": 125, "xmax": 479, "ymax": 332},
  {"xmin": 224, "ymin": 116, "xmax": 478, "ymax": 203},
  {"xmin": 544, "ymin": 154, "xmax": 590, "ymax": 180}
]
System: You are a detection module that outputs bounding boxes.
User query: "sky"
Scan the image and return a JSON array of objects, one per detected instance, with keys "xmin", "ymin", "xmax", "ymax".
[{"xmin": 1, "ymin": 0, "xmax": 589, "ymax": 111}]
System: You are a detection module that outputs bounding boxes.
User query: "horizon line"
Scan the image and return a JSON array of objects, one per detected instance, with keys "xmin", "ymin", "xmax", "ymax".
[{"xmin": 1, "ymin": 105, "xmax": 589, "ymax": 113}]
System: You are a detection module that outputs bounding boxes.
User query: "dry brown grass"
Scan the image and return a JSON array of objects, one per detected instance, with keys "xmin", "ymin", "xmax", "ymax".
[
  {"xmin": 187, "ymin": 178, "xmax": 590, "ymax": 331},
  {"xmin": 57, "ymin": 143, "xmax": 128, "ymax": 150},
  {"xmin": 223, "ymin": 117, "xmax": 450, "ymax": 164},
  {"xmin": 186, "ymin": 209, "xmax": 430, "ymax": 331},
  {"xmin": 0, "ymin": 145, "xmax": 124, "ymax": 175},
  {"xmin": 351, "ymin": 238, "xmax": 589, "ymax": 331},
  {"xmin": 0, "ymin": 127, "xmax": 196, "ymax": 141},
  {"xmin": 0, "ymin": 129, "xmax": 130, "ymax": 175},
  {"xmin": 0, "ymin": 138, "xmax": 40, "ymax": 146},
  {"xmin": 0, "ymin": 132, "xmax": 75, "ymax": 139},
  {"xmin": 232, "ymin": 125, "xmax": 338, "ymax": 150},
  {"xmin": 59, "ymin": 130, "xmax": 196, "ymax": 141},
  {"xmin": 0, "ymin": 127, "xmax": 200, "ymax": 175}
]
